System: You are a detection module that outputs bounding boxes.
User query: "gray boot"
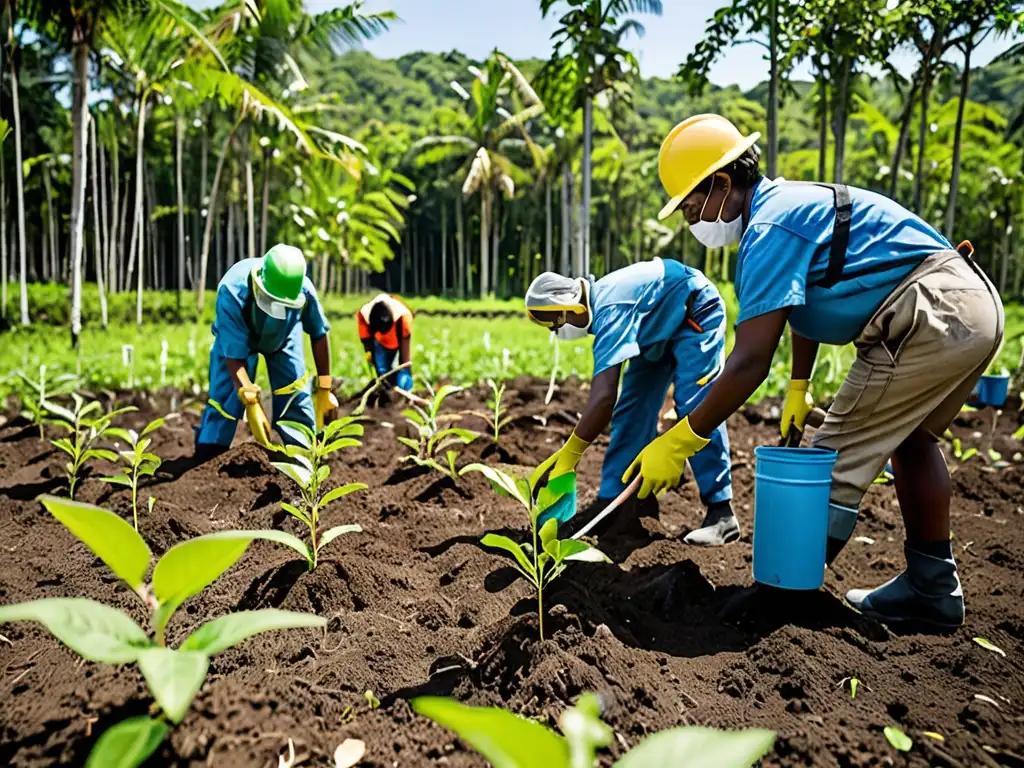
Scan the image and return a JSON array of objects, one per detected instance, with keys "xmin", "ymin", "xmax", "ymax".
[
  {"xmin": 845, "ymin": 543, "xmax": 964, "ymax": 631},
  {"xmin": 684, "ymin": 501, "xmax": 740, "ymax": 547}
]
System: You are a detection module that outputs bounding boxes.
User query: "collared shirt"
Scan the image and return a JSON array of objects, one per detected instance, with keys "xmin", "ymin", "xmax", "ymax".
[
  {"xmin": 735, "ymin": 177, "xmax": 952, "ymax": 344},
  {"xmin": 590, "ymin": 258, "xmax": 722, "ymax": 376},
  {"xmin": 213, "ymin": 258, "xmax": 330, "ymax": 359},
  {"xmin": 357, "ymin": 294, "xmax": 413, "ymax": 350}
]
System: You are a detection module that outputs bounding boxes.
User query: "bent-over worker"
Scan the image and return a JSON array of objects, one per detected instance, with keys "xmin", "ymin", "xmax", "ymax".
[{"xmin": 357, "ymin": 294, "xmax": 414, "ymax": 392}]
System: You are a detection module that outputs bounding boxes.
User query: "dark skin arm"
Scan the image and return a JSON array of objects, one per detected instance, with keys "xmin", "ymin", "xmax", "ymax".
[
  {"xmin": 574, "ymin": 365, "xmax": 621, "ymax": 442},
  {"xmin": 791, "ymin": 330, "xmax": 819, "ymax": 381},
  {"xmin": 398, "ymin": 318, "xmax": 411, "ymax": 367},
  {"xmin": 226, "ymin": 359, "xmax": 249, "ymax": 392},
  {"xmin": 688, "ymin": 308, "xmax": 791, "ymax": 438},
  {"xmin": 312, "ymin": 335, "xmax": 331, "ymax": 378}
]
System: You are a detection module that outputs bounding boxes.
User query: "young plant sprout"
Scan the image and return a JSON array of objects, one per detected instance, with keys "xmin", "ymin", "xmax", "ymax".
[
  {"xmin": 101, "ymin": 417, "xmax": 165, "ymax": 530},
  {"xmin": 265, "ymin": 416, "xmax": 367, "ymax": 570},
  {"xmin": 0, "ymin": 496, "xmax": 324, "ymax": 767},
  {"xmin": 16, "ymin": 365, "xmax": 78, "ymax": 439},
  {"xmin": 459, "ymin": 464, "xmax": 608, "ymax": 641},
  {"xmin": 47, "ymin": 394, "xmax": 137, "ymax": 499},
  {"xmin": 412, "ymin": 691, "xmax": 776, "ymax": 768},
  {"xmin": 398, "ymin": 380, "xmax": 478, "ymax": 480},
  {"xmin": 468, "ymin": 378, "xmax": 515, "ymax": 444}
]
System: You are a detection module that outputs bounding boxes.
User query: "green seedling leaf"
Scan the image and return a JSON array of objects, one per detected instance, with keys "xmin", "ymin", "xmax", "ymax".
[
  {"xmin": 535, "ymin": 471, "xmax": 576, "ymax": 512},
  {"xmin": 147, "ymin": 497, "xmax": 156, "ymax": 515},
  {"xmin": 99, "ymin": 475, "xmax": 133, "ymax": 487},
  {"xmin": 428, "ymin": 427, "xmax": 478, "ymax": 454},
  {"xmin": 180, "ymin": 610, "xmax": 326, "ymax": 655},
  {"xmin": 412, "ymin": 696, "xmax": 569, "ymax": 768},
  {"xmin": 42, "ymin": 400, "xmax": 76, "ymax": 423},
  {"xmin": 615, "ymin": 726, "xmax": 776, "ymax": 768},
  {"xmin": 319, "ymin": 525, "xmax": 362, "ymax": 551},
  {"xmin": 397, "ymin": 436, "xmax": 420, "ymax": 452},
  {"xmin": 922, "ymin": 731, "xmax": 944, "ymax": 742},
  {"xmin": 560, "ymin": 692, "xmax": 611, "ymax": 766},
  {"xmin": 230, "ymin": 529, "xmax": 311, "ymax": 563},
  {"xmin": 1012, "ymin": 423, "xmax": 1024, "ymax": 441},
  {"xmin": 280, "ymin": 502, "xmax": 310, "ymax": 524},
  {"xmin": 316, "ymin": 465, "xmax": 331, "ymax": 485},
  {"xmin": 973, "ymin": 637, "xmax": 1006, "ymax": 657},
  {"xmin": 539, "ymin": 518, "xmax": 558, "ymax": 553},
  {"xmin": 482, "ymin": 534, "xmax": 537, "ymax": 579},
  {"xmin": 988, "ymin": 449, "xmax": 1002, "ymax": 461},
  {"xmin": 401, "ymin": 408, "xmax": 427, "ymax": 426},
  {"xmin": 85, "ymin": 716, "xmax": 169, "ymax": 768},
  {"xmin": 276, "ymin": 420, "xmax": 314, "ymax": 448},
  {"xmin": 51, "ymin": 438, "xmax": 75, "ymax": 456},
  {"xmin": 323, "ymin": 438, "xmax": 362, "ymax": 455},
  {"xmin": 849, "ymin": 678, "xmax": 859, "ymax": 698},
  {"xmin": 40, "ymin": 496, "xmax": 151, "ymax": 590},
  {"xmin": 365, "ymin": 690, "xmax": 381, "ymax": 709},
  {"xmin": 559, "ymin": 540, "xmax": 610, "ymax": 563},
  {"xmin": 84, "ymin": 448, "xmax": 120, "ymax": 464},
  {"xmin": 961, "ymin": 447, "xmax": 978, "ymax": 462},
  {"xmin": 883, "ymin": 726, "xmax": 912, "ymax": 753},
  {"xmin": 140, "ymin": 418, "xmax": 166, "ymax": 437},
  {"xmin": 272, "ymin": 461, "xmax": 312, "ymax": 488},
  {"xmin": 137, "ymin": 647, "xmax": 209, "ymax": 725},
  {"xmin": 461, "ymin": 463, "xmax": 528, "ymax": 506},
  {"xmin": 151, "ymin": 532, "xmax": 255, "ymax": 631},
  {"xmin": 324, "ymin": 421, "xmax": 364, "ymax": 440},
  {"xmin": 0, "ymin": 598, "xmax": 150, "ymax": 664}
]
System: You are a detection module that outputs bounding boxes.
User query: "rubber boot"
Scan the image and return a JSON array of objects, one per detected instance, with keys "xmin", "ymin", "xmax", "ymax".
[
  {"xmin": 684, "ymin": 500, "xmax": 740, "ymax": 546},
  {"xmin": 845, "ymin": 542, "xmax": 964, "ymax": 631}
]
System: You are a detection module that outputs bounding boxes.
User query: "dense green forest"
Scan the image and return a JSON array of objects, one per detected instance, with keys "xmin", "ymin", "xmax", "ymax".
[{"xmin": 0, "ymin": 0, "xmax": 1022, "ymax": 338}]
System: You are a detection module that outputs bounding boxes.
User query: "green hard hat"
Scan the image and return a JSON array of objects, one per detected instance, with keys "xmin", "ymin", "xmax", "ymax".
[{"xmin": 253, "ymin": 244, "xmax": 307, "ymax": 307}]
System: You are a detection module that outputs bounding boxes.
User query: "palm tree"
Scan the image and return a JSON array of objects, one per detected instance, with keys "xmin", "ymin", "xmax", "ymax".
[
  {"xmin": 410, "ymin": 54, "xmax": 542, "ymax": 297},
  {"xmin": 539, "ymin": 0, "xmax": 662, "ymax": 277},
  {"xmin": 3, "ymin": 3, "xmax": 29, "ymax": 325}
]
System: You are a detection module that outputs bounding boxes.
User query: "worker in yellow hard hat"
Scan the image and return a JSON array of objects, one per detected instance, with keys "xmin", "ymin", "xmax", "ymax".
[{"xmin": 624, "ymin": 113, "xmax": 1003, "ymax": 631}]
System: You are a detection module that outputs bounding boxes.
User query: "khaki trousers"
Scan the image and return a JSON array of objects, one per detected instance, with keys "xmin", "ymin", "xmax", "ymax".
[{"xmin": 812, "ymin": 250, "xmax": 1004, "ymax": 522}]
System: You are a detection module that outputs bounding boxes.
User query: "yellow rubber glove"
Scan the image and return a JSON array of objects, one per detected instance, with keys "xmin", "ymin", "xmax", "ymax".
[
  {"xmin": 364, "ymin": 350, "xmax": 377, "ymax": 378},
  {"xmin": 780, "ymin": 379, "xmax": 814, "ymax": 442},
  {"xmin": 622, "ymin": 417, "xmax": 710, "ymax": 499},
  {"xmin": 237, "ymin": 383, "xmax": 273, "ymax": 449},
  {"xmin": 529, "ymin": 432, "xmax": 591, "ymax": 490},
  {"xmin": 314, "ymin": 375, "xmax": 339, "ymax": 432}
]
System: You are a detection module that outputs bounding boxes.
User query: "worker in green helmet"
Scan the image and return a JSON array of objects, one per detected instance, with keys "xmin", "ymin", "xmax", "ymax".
[{"xmin": 195, "ymin": 244, "xmax": 338, "ymax": 458}]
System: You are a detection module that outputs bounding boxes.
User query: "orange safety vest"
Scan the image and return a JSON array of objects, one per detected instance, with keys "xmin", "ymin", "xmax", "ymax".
[{"xmin": 357, "ymin": 294, "xmax": 413, "ymax": 350}]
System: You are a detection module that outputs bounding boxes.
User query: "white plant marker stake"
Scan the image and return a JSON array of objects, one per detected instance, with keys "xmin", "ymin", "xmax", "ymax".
[
  {"xmin": 159, "ymin": 339, "xmax": 168, "ymax": 386},
  {"xmin": 122, "ymin": 344, "xmax": 135, "ymax": 389}
]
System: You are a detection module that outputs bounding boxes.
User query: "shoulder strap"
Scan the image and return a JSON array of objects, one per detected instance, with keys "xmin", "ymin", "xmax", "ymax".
[{"xmin": 785, "ymin": 181, "xmax": 851, "ymax": 289}]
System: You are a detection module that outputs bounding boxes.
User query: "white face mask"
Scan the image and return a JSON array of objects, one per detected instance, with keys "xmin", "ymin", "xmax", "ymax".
[
  {"xmin": 690, "ymin": 176, "xmax": 744, "ymax": 249},
  {"xmin": 254, "ymin": 289, "xmax": 288, "ymax": 320},
  {"xmin": 555, "ymin": 322, "xmax": 589, "ymax": 341}
]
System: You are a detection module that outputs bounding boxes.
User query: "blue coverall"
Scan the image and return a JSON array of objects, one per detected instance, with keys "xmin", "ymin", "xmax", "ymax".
[
  {"xmin": 591, "ymin": 258, "xmax": 732, "ymax": 504},
  {"xmin": 196, "ymin": 259, "xmax": 331, "ymax": 449}
]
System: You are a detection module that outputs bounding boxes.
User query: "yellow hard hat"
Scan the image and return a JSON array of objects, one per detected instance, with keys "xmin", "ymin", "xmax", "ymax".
[{"xmin": 657, "ymin": 114, "xmax": 760, "ymax": 221}]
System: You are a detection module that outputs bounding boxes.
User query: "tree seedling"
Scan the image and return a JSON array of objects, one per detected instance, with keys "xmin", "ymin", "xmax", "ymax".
[
  {"xmin": 412, "ymin": 691, "xmax": 777, "ymax": 768},
  {"xmin": 399, "ymin": 380, "xmax": 478, "ymax": 481},
  {"xmin": 459, "ymin": 464, "xmax": 608, "ymax": 641},
  {"xmin": 0, "ymin": 496, "xmax": 324, "ymax": 768},
  {"xmin": 266, "ymin": 417, "xmax": 367, "ymax": 570},
  {"xmin": 15, "ymin": 365, "xmax": 78, "ymax": 439},
  {"xmin": 884, "ymin": 725, "xmax": 913, "ymax": 753},
  {"xmin": 101, "ymin": 417, "xmax": 165, "ymax": 530},
  {"xmin": 467, "ymin": 378, "xmax": 515, "ymax": 444},
  {"xmin": 47, "ymin": 394, "xmax": 137, "ymax": 499}
]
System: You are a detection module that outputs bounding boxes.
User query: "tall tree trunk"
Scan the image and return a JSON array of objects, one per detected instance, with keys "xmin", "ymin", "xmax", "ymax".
[
  {"xmin": 319, "ymin": 251, "xmax": 329, "ymax": 294},
  {"xmin": 68, "ymin": 39, "xmax": 88, "ymax": 347},
  {"xmin": 479, "ymin": 188, "xmax": 491, "ymax": 298},
  {"xmin": 197, "ymin": 115, "xmax": 208, "ymax": 285},
  {"xmin": 0, "ymin": 120, "xmax": 6, "ymax": 322},
  {"xmin": 580, "ymin": 93, "xmax": 593, "ymax": 276},
  {"xmin": 89, "ymin": 113, "xmax": 107, "ymax": 328},
  {"xmin": 197, "ymin": 126, "xmax": 235, "ymax": 313},
  {"xmin": 259, "ymin": 146, "xmax": 270, "ymax": 256},
  {"xmin": 491, "ymin": 196, "xmax": 500, "ymax": 296},
  {"xmin": 413, "ymin": 223, "xmax": 420, "ymax": 295},
  {"xmin": 913, "ymin": 68, "xmax": 934, "ymax": 214},
  {"xmin": 441, "ymin": 200, "xmax": 448, "ymax": 296},
  {"xmin": 560, "ymin": 167, "xmax": 570, "ymax": 274},
  {"xmin": 243, "ymin": 125, "xmax": 255, "ymax": 260},
  {"xmin": 117, "ymin": 173, "xmax": 130, "ymax": 295},
  {"xmin": 96, "ymin": 116, "xmax": 110, "ymax": 317},
  {"xmin": 831, "ymin": 56, "xmax": 852, "ymax": 184},
  {"xmin": 766, "ymin": 0, "xmax": 779, "ymax": 179},
  {"xmin": 888, "ymin": 79, "xmax": 919, "ymax": 200},
  {"xmin": 226, "ymin": 201, "xmax": 235, "ymax": 267},
  {"xmin": 944, "ymin": 39, "xmax": 972, "ymax": 241},
  {"xmin": 456, "ymin": 191, "xmax": 465, "ymax": 298},
  {"xmin": 6, "ymin": 37, "xmax": 28, "ymax": 324},
  {"xmin": 175, "ymin": 115, "xmax": 185, "ymax": 317},
  {"xmin": 109, "ymin": 131, "xmax": 120, "ymax": 294},
  {"xmin": 999, "ymin": 216, "xmax": 1009, "ymax": 295},
  {"xmin": 42, "ymin": 165, "xmax": 56, "ymax": 282},
  {"xmin": 400, "ymin": 227, "xmax": 406, "ymax": 294},
  {"xmin": 817, "ymin": 65, "xmax": 828, "ymax": 181},
  {"xmin": 544, "ymin": 176, "xmax": 552, "ymax": 272},
  {"xmin": 568, "ymin": 168, "xmax": 580, "ymax": 275},
  {"xmin": 216, "ymin": 211, "xmax": 224, "ymax": 279},
  {"xmin": 125, "ymin": 91, "xmax": 148, "ymax": 291}
]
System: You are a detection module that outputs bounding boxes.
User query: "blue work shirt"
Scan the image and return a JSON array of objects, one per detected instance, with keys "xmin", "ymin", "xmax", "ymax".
[
  {"xmin": 735, "ymin": 178, "xmax": 952, "ymax": 344},
  {"xmin": 590, "ymin": 258, "xmax": 722, "ymax": 376},
  {"xmin": 212, "ymin": 258, "xmax": 331, "ymax": 359}
]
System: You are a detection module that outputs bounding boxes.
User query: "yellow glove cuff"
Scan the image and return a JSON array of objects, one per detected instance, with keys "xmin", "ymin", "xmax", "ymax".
[
  {"xmin": 564, "ymin": 431, "xmax": 591, "ymax": 458},
  {"xmin": 364, "ymin": 350, "xmax": 373, "ymax": 361},
  {"xmin": 237, "ymin": 384, "xmax": 260, "ymax": 406},
  {"xmin": 790, "ymin": 379, "xmax": 810, "ymax": 392},
  {"xmin": 317, "ymin": 375, "xmax": 333, "ymax": 390},
  {"xmin": 671, "ymin": 416, "xmax": 711, "ymax": 452}
]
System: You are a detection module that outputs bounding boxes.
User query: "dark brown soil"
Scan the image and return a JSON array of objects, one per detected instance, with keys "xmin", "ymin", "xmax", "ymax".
[{"xmin": 1, "ymin": 378, "xmax": 1022, "ymax": 767}]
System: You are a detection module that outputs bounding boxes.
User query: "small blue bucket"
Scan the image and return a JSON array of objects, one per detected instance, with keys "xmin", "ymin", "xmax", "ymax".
[
  {"xmin": 976, "ymin": 374, "xmax": 1010, "ymax": 408},
  {"xmin": 753, "ymin": 446, "xmax": 837, "ymax": 590}
]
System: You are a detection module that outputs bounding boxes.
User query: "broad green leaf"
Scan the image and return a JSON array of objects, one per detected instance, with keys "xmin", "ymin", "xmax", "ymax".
[
  {"xmin": 318, "ymin": 524, "xmax": 362, "ymax": 552},
  {"xmin": 397, "ymin": 436, "xmax": 421, "ymax": 452},
  {"xmin": 235, "ymin": 528, "xmax": 311, "ymax": 562},
  {"xmin": 140, "ymin": 453, "xmax": 161, "ymax": 465},
  {"xmin": 151, "ymin": 533, "xmax": 256, "ymax": 628},
  {"xmin": 883, "ymin": 726, "xmax": 912, "ymax": 753},
  {"xmin": 973, "ymin": 637, "xmax": 1006, "ymax": 657},
  {"xmin": 51, "ymin": 438, "xmax": 76, "ymax": 457},
  {"xmin": 323, "ymin": 438, "xmax": 362, "ymax": 454},
  {"xmin": 80, "ymin": 401, "xmax": 104, "ymax": 419},
  {"xmin": 280, "ymin": 501, "xmax": 310, "ymax": 523},
  {"xmin": 40, "ymin": 496, "xmax": 151, "ymax": 589},
  {"xmin": 104, "ymin": 406, "xmax": 139, "ymax": 420},
  {"xmin": 431, "ymin": 385, "xmax": 463, "ymax": 416},
  {"xmin": 615, "ymin": 726, "xmax": 776, "ymax": 768},
  {"xmin": 560, "ymin": 693, "xmax": 611, "ymax": 767},
  {"xmin": 401, "ymin": 408, "xmax": 427, "ymax": 426},
  {"xmin": 320, "ymin": 483, "xmax": 368, "ymax": 506},
  {"xmin": 104, "ymin": 427, "xmax": 135, "ymax": 444},
  {"xmin": 482, "ymin": 533, "xmax": 535, "ymax": 578},
  {"xmin": 0, "ymin": 598, "xmax": 150, "ymax": 664},
  {"xmin": 180, "ymin": 609, "xmax": 326, "ymax": 655},
  {"xmin": 1013, "ymin": 423, "xmax": 1024, "ymax": 441},
  {"xmin": 272, "ymin": 461, "xmax": 312, "ymax": 488},
  {"xmin": 849, "ymin": 678, "xmax": 859, "ymax": 698},
  {"xmin": 461, "ymin": 463, "xmax": 528, "ymax": 507},
  {"xmin": 42, "ymin": 400, "xmax": 76, "ymax": 424},
  {"xmin": 412, "ymin": 696, "xmax": 569, "ymax": 768},
  {"xmin": 539, "ymin": 518, "xmax": 558, "ymax": 553},
  {"xmin": 100, "ymin": 475, "xmax": 133, "ymax": 487},
  {"xmin": 277, "ymin": 420, "xmax": 314, "ymax": 448},
  {"xmin": 324, "ymin": 420, "xmax": 364, "ymax": 440},
  {"xmin": 84, "ymin": 448, "xmax": 120, "ymax": 464},
  {"xmin": 428, "ymin": 427, "xmax": 478, "ymax": 454},
  {"xmin": 85, "ymin": 716, "xmax": 168, "ymax": 768},
  {"xmin": 140, "ymin": 418, "xmax": 166, "ymax": 437},
  {"xmin": 137, "ymin": 647, "xmax": 209, "ymax": 725},
  {"xmin": 560, "ymin": 540, "xmax": 610, "ymax": 563}
]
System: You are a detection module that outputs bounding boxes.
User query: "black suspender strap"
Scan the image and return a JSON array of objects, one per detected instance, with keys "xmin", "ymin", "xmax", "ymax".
[
  {"xmin": 684, "ymin": 290, "xmax": 704, "ymax": 333},
  {"xmin": 810, "ymin": 182, "xmax": 851, "ymax": 289}
]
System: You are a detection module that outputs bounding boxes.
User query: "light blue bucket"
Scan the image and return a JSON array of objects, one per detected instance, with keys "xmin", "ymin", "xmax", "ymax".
[
  {"xmin": 753, "ymin": 446, "xmax": 837, "ymax": 590},
  {"xmin": 976, "ymin": 374, "xmax": 1010, "ymax": 408}
]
